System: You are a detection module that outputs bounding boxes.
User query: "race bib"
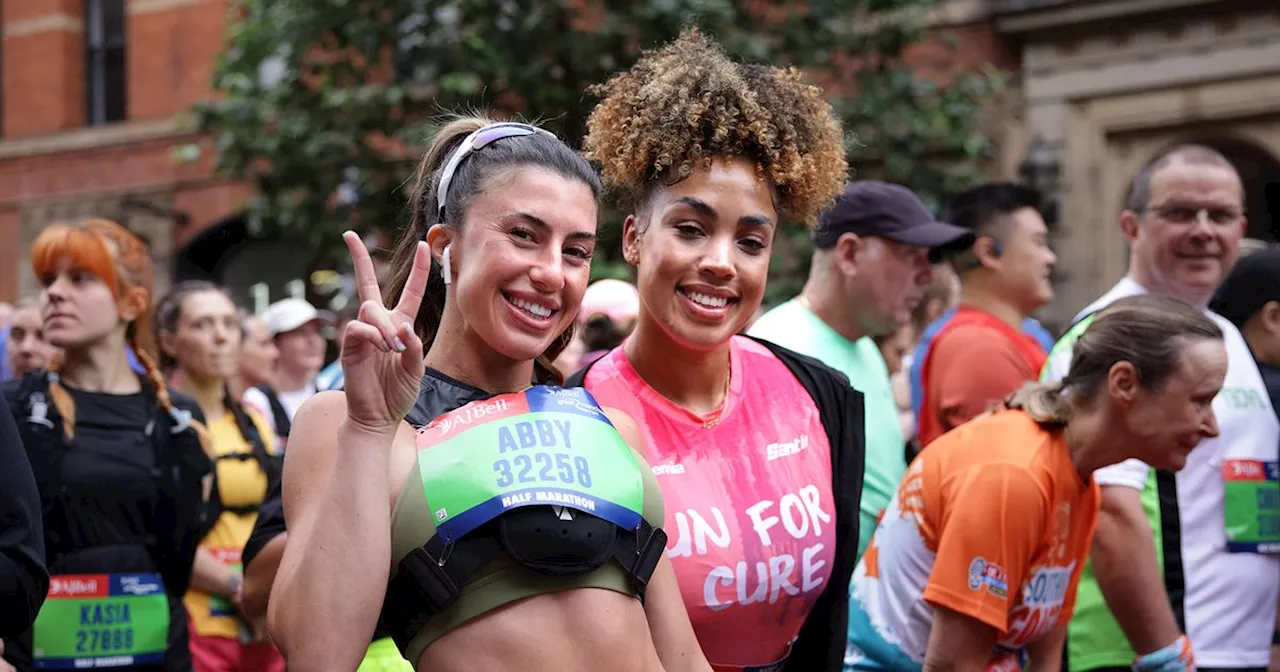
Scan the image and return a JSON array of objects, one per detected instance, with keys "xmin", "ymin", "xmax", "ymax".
[
  {"xmin": 1223, "ymin": 458, "xmax": 1280, "ymax": 553},
  {"xmin": 32, "ymin": 573, "xmax": 169, "ymax": 669},
  {"xmin": 416, "ymin": 386, "xmax": 645, "ymax": 543}
]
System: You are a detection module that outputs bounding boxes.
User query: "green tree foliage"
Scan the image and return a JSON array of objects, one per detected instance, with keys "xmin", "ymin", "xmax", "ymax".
[{"xmin": 194, "ymin": 0, "xmax": 1001, "ymax": 303}]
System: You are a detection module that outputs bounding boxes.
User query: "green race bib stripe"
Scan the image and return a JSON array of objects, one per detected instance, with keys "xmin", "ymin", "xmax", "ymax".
[
  {"xmin": 1223, "ymin": 459, "xmax": 1280, "ymax": 553},
  {"xmin": 33, "ymin": 573, "xmax": 169, "ymax": 670},
  {"xmin": 417, "ymin": 386, "xmax": 644, "ymax": 544}
]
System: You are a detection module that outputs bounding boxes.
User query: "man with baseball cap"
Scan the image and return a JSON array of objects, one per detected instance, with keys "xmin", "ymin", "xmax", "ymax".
[
  {"xmin": 242, "ymin": 298, "xmax": 333, "ymax": 451},
  {"xmin": 750, "ymin": 179, "xmax": 974, "ymax": 560}
]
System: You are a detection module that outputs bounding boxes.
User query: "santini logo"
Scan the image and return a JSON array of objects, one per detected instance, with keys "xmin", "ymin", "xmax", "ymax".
[
  {"xmin": 435, "ymin": 398, "xmax": 511, "ymax": 436},
  {"xmin": 767, "ymin": 435, "xmax": 810, "ymax": 461}
]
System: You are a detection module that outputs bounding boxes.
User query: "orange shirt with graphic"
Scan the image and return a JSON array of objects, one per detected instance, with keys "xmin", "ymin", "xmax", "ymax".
[{"xmin": 847, "ymin": 410, "xmax": 1100, "ymax": 667}]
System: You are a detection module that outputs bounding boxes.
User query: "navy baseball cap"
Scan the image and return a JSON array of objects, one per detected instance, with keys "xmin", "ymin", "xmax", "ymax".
[{"xmin": 813, "ymin": 181, "xmax": 975, "ymax": 254}]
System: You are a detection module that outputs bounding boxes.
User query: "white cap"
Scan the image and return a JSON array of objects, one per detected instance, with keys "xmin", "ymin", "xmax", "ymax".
[{"xmin": 263, "ymin": 298, "xmax": 335, "ymax": 337}]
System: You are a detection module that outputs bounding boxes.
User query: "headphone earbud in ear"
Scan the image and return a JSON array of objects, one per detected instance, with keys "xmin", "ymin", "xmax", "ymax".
[
  {"xmin": 989, "ymin": 240, "xmax": 1004, "ymax": 257},
  {"xmin": 441, "ymin": 244, "xmax": 453, "ymax": 286}
]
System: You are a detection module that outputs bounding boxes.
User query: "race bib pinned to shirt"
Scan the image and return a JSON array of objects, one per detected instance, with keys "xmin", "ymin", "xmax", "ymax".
[
  {"xmin": 32, "ymin": 573, "xmax": 169, "ymax": 670},
  {"xmin": 1223, "ymin": 458, "xmax": 1280, "ymax": 553}
]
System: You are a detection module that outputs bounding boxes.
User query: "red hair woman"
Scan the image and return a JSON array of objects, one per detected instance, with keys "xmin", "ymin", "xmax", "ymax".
[{"xmin": 1, "ymin": 219, "xmax": 214, "ymax": 672}]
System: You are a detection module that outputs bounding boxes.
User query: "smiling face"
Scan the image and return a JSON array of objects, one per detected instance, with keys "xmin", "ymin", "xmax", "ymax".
[
  {"xmin": 1125, "ymin": 160, "xmax": 1245, "ymax": 306},
  {"xmin": 624, "ymin": 157, "xmax": 777, "ymax": 352},
  {"xmin": 1116, "ymin": 336, "xmax": 1227, "ymax": 471},
  {"xmin": 161, "ymin": 290, "xmax": 241, "ymax": 383},
  {"xmin": 437, "ymin": 166, "xmax": 599, "ymax": 362}
]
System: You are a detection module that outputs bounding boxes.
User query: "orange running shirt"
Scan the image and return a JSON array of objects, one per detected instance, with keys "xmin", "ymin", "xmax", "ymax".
[{"xmin": 845, "ymin": 410, "xmax": 1100, "ymax": 670}]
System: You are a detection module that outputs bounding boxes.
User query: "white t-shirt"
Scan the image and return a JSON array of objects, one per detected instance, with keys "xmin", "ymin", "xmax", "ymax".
[{"xmin": 1043, "ymin": 277, "xmax": 1280, "ymax": 668}]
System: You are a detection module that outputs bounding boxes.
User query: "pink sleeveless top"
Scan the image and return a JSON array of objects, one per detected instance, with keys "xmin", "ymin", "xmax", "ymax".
[{"xmin": 583, "ymin": 336, "xmax": 836, "ymax": 672}]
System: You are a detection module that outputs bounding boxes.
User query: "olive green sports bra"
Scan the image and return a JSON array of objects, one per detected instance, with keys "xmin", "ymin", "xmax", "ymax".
[{"xmin": 384, "ymin": 386, "xmax": 665, "ymax": 666}]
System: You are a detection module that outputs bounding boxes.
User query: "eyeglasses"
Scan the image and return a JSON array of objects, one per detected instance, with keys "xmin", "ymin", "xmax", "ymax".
[
  {"xmin": 435, "ymin": 122, "xmax": 557, "ymax": 224},
  {"xmin": 1140, "ymin": 202, "xmax": 1244, "ymax": 226}
]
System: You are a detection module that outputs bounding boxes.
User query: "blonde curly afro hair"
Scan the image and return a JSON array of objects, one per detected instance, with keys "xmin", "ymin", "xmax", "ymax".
[{"xmin": 584, "ymin": 27, "xmax": 848, "ymax": 226}]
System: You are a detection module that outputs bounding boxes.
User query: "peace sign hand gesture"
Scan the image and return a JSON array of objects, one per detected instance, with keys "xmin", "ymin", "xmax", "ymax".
[{"xmin": 339, "ymin": 230, "xmax": 429, "ymax": 434}]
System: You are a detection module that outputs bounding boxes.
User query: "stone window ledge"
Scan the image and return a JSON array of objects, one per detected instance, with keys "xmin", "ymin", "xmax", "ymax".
[{"xmin": 0, "ymin": 117, "xmax": 194, "ymax": 161}]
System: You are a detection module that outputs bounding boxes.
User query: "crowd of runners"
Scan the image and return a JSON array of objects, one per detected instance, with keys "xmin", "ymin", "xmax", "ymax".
[{"xmin": 0, "ymin": 27, "xmax": 1277, "ymax": 672}]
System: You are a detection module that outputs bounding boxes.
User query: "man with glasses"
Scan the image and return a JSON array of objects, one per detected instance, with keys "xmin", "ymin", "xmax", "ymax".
[{"xmin": 1042, "ymin": 144, "xmax": 1279, "ymax": 672}]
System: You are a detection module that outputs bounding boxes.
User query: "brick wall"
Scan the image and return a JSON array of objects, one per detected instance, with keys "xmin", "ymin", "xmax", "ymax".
[{"xmin": 0, "ymin": 0, "xmax": 247, "ymax": 302}]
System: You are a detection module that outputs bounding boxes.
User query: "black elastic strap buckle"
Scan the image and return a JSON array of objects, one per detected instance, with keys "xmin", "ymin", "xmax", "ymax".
[
  {"xmin": 612, "ymin": 521, "xmax": 667, "ymax": 599},
  {"xmin": 382, "ymin": 533, "xmax": 500, "ymax": 652},
  {"xmin": 401, "ymin": 543, "xmax": 461, "ymax": 615}
]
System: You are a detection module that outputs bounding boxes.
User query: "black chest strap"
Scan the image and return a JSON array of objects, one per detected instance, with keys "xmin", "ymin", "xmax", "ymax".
[{"xmin": 379, "ymin": 516, "xmax": 666, "ymax": 652}]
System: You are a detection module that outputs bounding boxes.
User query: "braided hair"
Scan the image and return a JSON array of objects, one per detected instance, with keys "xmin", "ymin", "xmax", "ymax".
[{"xmin": 30, "ymin": 219, "xmax": 213, "ymax": 455}]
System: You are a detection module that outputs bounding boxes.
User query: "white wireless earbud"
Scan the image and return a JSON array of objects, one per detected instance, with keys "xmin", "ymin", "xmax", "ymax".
[{"xmin": 441, "ymin": 244, "xmax": 453, "ymax": 285}]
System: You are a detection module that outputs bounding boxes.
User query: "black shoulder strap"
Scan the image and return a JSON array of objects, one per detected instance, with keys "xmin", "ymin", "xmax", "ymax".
[{"xmin": 255, "ymin": 384, "xmax": 292, "ymax": 437}]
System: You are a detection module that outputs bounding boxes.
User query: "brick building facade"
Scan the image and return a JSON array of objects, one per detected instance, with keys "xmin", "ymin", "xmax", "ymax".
[{"xmin": 0, "ymin": 0, "xmax": 251, "ymax": 305}]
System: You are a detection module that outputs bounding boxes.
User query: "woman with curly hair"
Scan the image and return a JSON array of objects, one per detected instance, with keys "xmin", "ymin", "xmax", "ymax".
[{"xmin": 568, "ymin": 28, "xmax": 866, "ymax": 672}]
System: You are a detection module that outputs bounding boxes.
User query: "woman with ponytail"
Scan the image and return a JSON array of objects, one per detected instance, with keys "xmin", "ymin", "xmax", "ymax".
[
  {"xmin": 268, "ymin": 115, "xmax": 708, "ymax": 672},
  {"xmin": 153, "ymin": 281, "xmax": 284, "ymax": 672},
  {"xmin": 1, "ymin": 219, "xmax": 214, "ymax": 672},
  {"xmin": 846, "ymin": 293, "xmax": 1225, "ymax": 672}
]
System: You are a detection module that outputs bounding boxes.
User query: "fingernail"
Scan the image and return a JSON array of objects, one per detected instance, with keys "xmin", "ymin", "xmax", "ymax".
[{"xmin": 393, "ymin": 337, "xmax": 407, "ymax": 352}]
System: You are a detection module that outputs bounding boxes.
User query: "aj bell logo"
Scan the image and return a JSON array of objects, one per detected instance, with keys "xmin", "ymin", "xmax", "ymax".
[
  {"xmin": 551, "ymin": 506, "xmax": 575, "ymax": 521},
  {"xmin": 435, "ymin": 398, "xmax": 510, "ymax": 436}
]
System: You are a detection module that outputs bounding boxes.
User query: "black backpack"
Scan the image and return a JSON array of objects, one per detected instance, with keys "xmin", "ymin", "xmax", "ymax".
[{"xmin": 10, "ymin": 371, "xmax": 214, "ymax": 598}]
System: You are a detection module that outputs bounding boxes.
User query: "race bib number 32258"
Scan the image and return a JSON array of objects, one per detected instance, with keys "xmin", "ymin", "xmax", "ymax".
[{"xmin": 416, "ymin": 387, "xmax": 645, "ymax": 543}]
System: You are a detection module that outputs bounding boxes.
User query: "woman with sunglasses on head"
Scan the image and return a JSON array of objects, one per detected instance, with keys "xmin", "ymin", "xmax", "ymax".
[
  {"xmin": 268, "ymin": 116, "xmax": 709, "ymax": 672},
  {"xmin": 152, "ymin": 281, "xmax": 285, "ymax": 672},
  {"xmin": 1, "ymin": 219, "xmax": 214, "ymax": 672},
  {"xmin": 568, "ymin": 28, "xmax": 865, "ymax": 672}
]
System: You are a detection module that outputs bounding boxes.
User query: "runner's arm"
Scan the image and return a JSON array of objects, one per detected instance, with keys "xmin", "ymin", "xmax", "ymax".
[
  {"xmin": 242, "ymin": 533, "xmax": 285, "ymax": 622},
  {"xmin": 268, "ymin": 391, "xmax": 408, "ymax": 671},
  {"xmin": 602, "ymin": 408, "xmax": 712, "ymax": 672},
  {"xmin": 1026, "ymin": 623, "xmax": 1067, "ymax": 672},
  {"xmin": 190, "ymin": 546, "xmax": 241, "ymax": 599},
  {"xmin": 1091, "ymin": 482, "xmax": 1182, "ymax": 654},
  {"xmin": 923, "ymin": 605, "xmax": 999, "ymax": 672}
]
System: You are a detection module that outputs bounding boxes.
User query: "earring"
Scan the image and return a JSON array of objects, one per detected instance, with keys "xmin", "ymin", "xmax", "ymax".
[{"xmin": 441, "ymin": 244, "xmax": 453, "ymax": 285}]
